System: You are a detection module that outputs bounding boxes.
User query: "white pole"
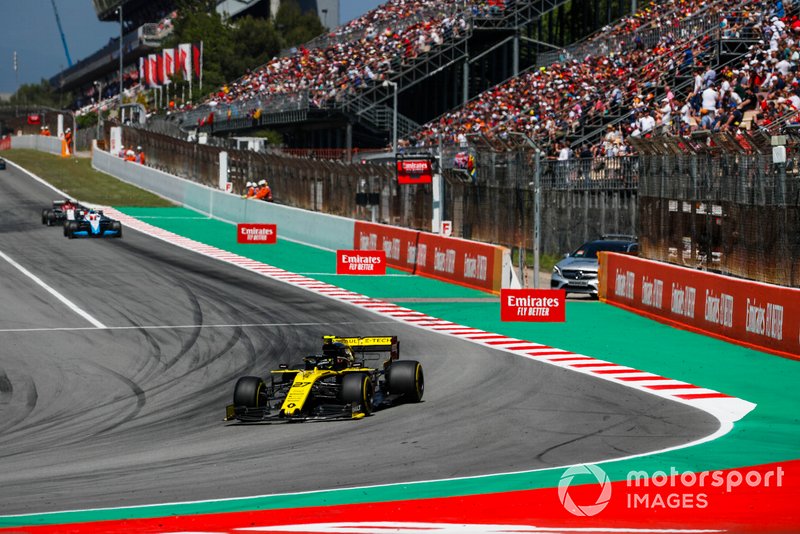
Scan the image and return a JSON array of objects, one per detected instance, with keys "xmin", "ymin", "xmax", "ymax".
[
  {"xmin": 118, "ymin": 6, "xmax": 123, "ymax": 109},
  {"xmin": 199, "ymin": 41, "xmax": 203, "ymax": 93},
  {"xmin": 533, "ymin": 149, "xmax": 541, "ymax": 288}
]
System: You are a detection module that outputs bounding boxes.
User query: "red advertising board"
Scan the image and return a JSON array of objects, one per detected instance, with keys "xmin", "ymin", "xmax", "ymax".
[
  {"xmin": 353, "ymin": 221, "xmax": 504, "ymax": 294},
  {"xmin": 236, "ymin": 223, "xmax": 277, "ymax": 244},
  {"xmin": 396, "ymin": 157, "xmax": 433, "ymax": 184},
  {"xmin": 336, "ymin": 250, "xmax": 386, "ymax": 275},
  {"xmin": 501, "ymin": 289, "xmax": 566, "ymax": 322},
  {"xmin": 599, "ymin": 253, "xmax": 800, "ymax": 358}
]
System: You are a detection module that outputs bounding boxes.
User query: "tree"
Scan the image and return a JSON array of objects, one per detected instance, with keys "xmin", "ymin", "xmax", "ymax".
[
  {"xmin": 230, "ymin": 16, "xmax": 283, "ymax": 77},
  {"xmin": 10, "ymin": 80, "xmax": 72, "ymax": 109},
  {"xmin": 167, "ymin": 2, "xmax": 233, "ymax": 91},
  {"xmin": 166, "ymin": 0, "xmax": 324, "ymax": 99},
  {"xmin": 274, "ymin": 1, "xmax": 325, "ymax": 47}
]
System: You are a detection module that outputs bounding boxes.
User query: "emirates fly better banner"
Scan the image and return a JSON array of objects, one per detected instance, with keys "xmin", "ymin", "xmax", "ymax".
[
  {"xmin": 237, "ymin": 223, "xmax": 277, "ymax": 244},
  {"xmin": 501, "ymin": 289, "xmax": 566, "ymax": 322},
  {"xmin": 336, "ymin": 250, "xmax": 386, "ymax": 275}
]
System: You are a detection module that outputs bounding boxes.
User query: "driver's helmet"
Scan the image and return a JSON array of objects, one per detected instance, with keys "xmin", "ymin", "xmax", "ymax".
[{"xmin": 325, "ymin": 342, "xmax": 355, "ymax": 366}]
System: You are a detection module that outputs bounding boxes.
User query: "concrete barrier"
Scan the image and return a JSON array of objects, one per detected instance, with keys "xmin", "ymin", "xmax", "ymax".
[
  {"xmin": 11, "ymin": 135, "xmax": 62, "ymax": 155},
  {"xmin": 92, "ymin": 145, "xmax": 355, "ymax": 251}
]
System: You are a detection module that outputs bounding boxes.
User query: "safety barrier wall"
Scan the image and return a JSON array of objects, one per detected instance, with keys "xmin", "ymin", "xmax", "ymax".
[
  {"xmin": 354, "ymin": 221, "xmax": 511, "ymax": 294},
  {"xmin": 92, "ymin": 147, "xmax": 355, "ymax": 251},
  {"xmin": 10, "ymin": 135, "xmax": 62, "ymax": 155},
  {"xmin": 598, "ymin": 253, "xmax": 800, "ymax": 359}
]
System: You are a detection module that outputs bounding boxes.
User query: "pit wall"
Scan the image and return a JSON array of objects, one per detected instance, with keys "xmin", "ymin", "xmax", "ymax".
[
  {"xmin": 598, "ymin": 252, "xmax": 800, "ymax": 359},
  {"xmin": 92, "ymin": 146, "xmax": 517, "ymax": 294},
  {"xmin": 10, "ymin": 134, "xmax": 62, "ymax": 155}
]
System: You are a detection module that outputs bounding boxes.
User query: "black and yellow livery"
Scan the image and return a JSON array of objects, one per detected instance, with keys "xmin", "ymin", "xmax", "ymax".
[{"xmin": 225, "ymin": 335, "xmax": 424, "ymax": 423}]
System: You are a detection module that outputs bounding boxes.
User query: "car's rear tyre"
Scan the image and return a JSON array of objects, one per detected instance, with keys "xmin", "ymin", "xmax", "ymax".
[
  {"xmin": 341, "ymin": 373, "xmax": 374, "ymax": 414},
  {"xmin": 45, "ymin": 210, "xmax": 55, "ymax": 226},
  {"xmin": 41, "ymin": 209, "xmax": 49, "ymax": 225},
  {"xmin": 387, "ymin": 360, "xmax": 424, "ymax": 402},
  {"xmin": 233, "ymin": 376, "xmax": 265, "ymax": 408}
]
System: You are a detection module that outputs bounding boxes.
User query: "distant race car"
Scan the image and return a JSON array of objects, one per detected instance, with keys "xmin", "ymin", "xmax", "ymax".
[
  {"xmin": 42, "ymin": 199, "xmax": 87, "ymax": 227},
  {"xmin": 226, "ymin": 335, "xmax": 424, "ymax": 423},
  {"xmin": 64, "ymin": 209, "xmax": 123, "ymax": 239},
  {"xmin": 0, "ymin": 157, "xmax": 6, "ymax": 170}
]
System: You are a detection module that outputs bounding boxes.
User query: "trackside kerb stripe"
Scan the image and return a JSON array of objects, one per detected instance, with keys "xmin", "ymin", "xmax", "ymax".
[{"xmin": 100, "ymin": 207, "xmax": 754, "ymax": 426}]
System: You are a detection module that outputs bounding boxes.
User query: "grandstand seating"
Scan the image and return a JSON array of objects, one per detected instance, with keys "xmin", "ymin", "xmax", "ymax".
[
  {"xmin": 149, "ymin": 0, "xmax": 800, "ymax": 158},
  {"xmin": 182, "ymin": 0, "xmax": 568, "ymax": 145},
  {"xmin": 406, "ymin": 0, "xmax": 797, "ymax": 156}
]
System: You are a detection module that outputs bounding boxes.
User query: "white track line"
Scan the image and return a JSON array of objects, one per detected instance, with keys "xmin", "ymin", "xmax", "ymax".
[
  {"xmin": 0, "ymin": 250, "xmax": 106, "ymax": 329},
  {"xmin": 0, "ymin": 320, "xmax": 397, "ymax": 334}
]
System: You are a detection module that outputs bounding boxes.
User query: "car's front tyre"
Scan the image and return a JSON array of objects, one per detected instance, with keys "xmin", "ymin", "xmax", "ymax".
[
  {"xmin": 233, "ymin": 376, "xmax": 265, "ymax": 408},
  {"xmin": 341, "ymin": 373, "xmax": 374, "ymax": 414},
  {"xmin": 65, "ymin": 221, "xmax": 77, "ymax": 239}
]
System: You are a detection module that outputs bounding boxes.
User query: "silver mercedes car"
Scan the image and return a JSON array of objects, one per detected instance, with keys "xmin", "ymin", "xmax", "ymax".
[{"xmin": 551, "ymin": 235, "xmax": 638, "ymax": 298}]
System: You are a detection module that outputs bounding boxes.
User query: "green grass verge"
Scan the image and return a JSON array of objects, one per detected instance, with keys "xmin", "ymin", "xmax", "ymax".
[{"xmin": 3, "ymin": 149, "xmax": 174, "ymax": 207}]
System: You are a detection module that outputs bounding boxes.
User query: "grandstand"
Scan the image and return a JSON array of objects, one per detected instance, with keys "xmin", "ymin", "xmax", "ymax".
[
  {"xmin": 170, "ymin": 0, "xmax": 798, "ymax": 156},
  {"xmin": 403, "ymin": 0, "xmax": 796, "ymax": 156},
  {"xmin": 68, "ymin": 0, "xmax": 800, "ymax": 158},
  {"xmin": 180, "ymin": 0, "xmax": 575, "ymax": 149}
]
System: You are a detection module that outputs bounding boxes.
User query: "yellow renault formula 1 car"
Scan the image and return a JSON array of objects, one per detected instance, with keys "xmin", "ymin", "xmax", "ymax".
[{"xmin": 225, "ymin": 335, "xmax": 424, "ymax": 423}]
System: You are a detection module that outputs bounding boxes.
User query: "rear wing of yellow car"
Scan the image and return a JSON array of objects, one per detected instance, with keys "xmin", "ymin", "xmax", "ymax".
[{"xmin": 322, "ymin": 335, "xmax": 399, "ymax": 360}]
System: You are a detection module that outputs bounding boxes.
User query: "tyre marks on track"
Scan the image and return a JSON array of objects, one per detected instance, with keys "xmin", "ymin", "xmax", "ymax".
[{"xmin": 102, "ymin": 207, "xmax": 757, "ymax": 428}]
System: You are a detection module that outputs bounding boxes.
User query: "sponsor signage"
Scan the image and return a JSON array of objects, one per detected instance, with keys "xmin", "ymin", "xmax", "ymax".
[
  {"xmin": 501, "ymin": 289, "xmax": 566, "ymax": 322},
  {"xmin": 336, "ymin": 250, "xmax": 386, "ymax": 275},
  {"xmin": 354, "ymin": 221, "xmax": 504, "ymax": 294},
  {"xmin": 396, "ymin": 157, "xmax": 433, "ymax": 184},
  {"xmin": 237, "ymin": 223, "xmax": 276, "ymax": 244},
  {"xmin": 599, "ymin": 252, "xmax": 800, "ymax": 358}
]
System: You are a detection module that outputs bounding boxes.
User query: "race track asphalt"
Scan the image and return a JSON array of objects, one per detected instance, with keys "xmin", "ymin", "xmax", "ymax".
[{"xmin": 0, "ymin": 163, "xmax": 719, "ymax": 515}]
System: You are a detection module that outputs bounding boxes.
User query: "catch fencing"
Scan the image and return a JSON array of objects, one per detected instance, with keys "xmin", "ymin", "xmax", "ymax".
[
  {"xmin": 116, "ymin": 126, "xmax": 637, "ymax": 260},
  {"xmin": 637, "ymin": 145, "xmax": 800, "ymax": 287}
]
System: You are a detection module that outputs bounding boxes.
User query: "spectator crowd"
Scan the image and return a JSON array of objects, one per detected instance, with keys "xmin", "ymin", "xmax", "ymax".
[
  {"xmin": 405, "ymin": 0, "xmax": 797, "ymax": 159},
  {"xmin": 195, "ymin": 0, "xmax": 516, "ymax": 117}
]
